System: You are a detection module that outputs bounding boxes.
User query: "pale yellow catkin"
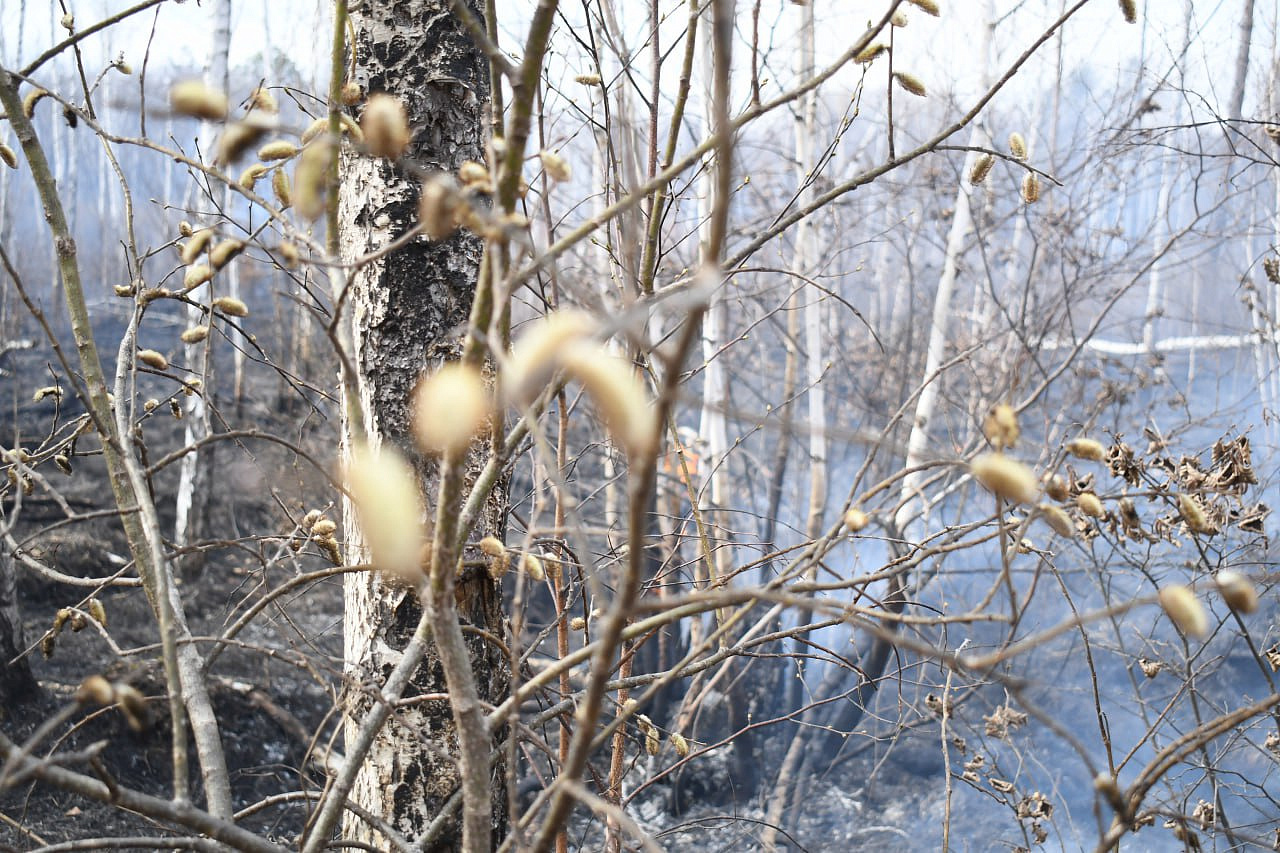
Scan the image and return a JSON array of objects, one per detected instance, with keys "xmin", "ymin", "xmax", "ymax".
[
  {"xmin": 1159, "ymin": 585, "xmax": 1208, "ymax": 638},
  {"xmin": 361, "ymin": 94, "xmax": 411, "ymax": 159},
  {"xmin": 969, "ymin": 153, "xmax": 994, "ymax": 185},
  {"xmin": 1021, "ymin": 173, "xmax": 1041, "ymax": 204},
  {"xmin": 970, "ymin": 453, "xmax": 1037, "ymax": 503},
  {"xmin": 893, "ymin": 72, "xmax": 927, "ymax": 98}
]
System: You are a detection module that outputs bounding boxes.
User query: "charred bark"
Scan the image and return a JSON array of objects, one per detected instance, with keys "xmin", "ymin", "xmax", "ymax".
[{"xmin": 338, "ymin": 2, "xmax": 506, "ymax": 849}]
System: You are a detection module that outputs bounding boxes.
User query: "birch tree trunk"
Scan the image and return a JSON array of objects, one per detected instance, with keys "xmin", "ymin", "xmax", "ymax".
[
  {"xmin": 174, "ymin": 0, "xmax": 231, "ymax": 562},
  {"xmin": 337, "ymin": 2, "xmax": 506, "ymax": 848},
  {"xmin": 1229, "ymin": 0, "xmax": 1255, "ymax": 119},
  {"xmin": 697, "ymin": 3, "xmax": 730, "ymax": 586},
  {"xmin": 0, "ymin": 549, "xmax": 36, "ymax": 702},
  {"xmin": 795, "ymin": 0, "xmax": 825, "ymax": 542}
]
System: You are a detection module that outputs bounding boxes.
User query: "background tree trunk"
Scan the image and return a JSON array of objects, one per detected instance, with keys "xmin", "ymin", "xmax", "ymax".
[
  {"xmin": 337, "ymin": 2, "xmax": 505, "ymax": 849},
  {"xmin": 0, "ymin": 549, "xmax": 36, "ymax": 702}
]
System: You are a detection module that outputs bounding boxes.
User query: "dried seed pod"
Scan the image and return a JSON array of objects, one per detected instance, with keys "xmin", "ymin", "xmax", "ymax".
[
  {"xmin": 213, "ymin": 296, "xmax": 249, "ymax": 317},
  {"xmin": 1039, "ymin": 471, "xmax": 1070, "ymax": 499},
  {"xmin": 87, "ymin": 598, "xmax": 107, "ymax": 626},
  {"xmin": 209, "ymin": 239, "xmax": 244, "ymax": 269},
  {"xmin": 257, "ymin": 140, "xmax": 299, "ymax": 161},
  {"xmin": 854, "ymin": 43, "xmax": 888, "ymax": 64},
  {"xmin": 539, "ymin": 150, "xmax": 572, "ymax": 182},
  {"xmin": 272, "ymin": 168, "xmax": 292, "ymax": 208},
  {"xmin": 1076, "ymin": 492, "xmax": 1104, "ymax": 518},
  {"xmin": 76, "ymin": 674, "xmax": 115, "ymax": 705},
  {"xmin": 970, "ymin": 453, "xmax": 1038, "ymax": 504},
  {"xmin": 893, "ymin": 72, "xmax": 927, "ymax": 97},
  {"xmin": 983, "ymin": 404, "xmax": 1019, "ymax": 449},
  {"xmin": 23, "ymin": 88, "xmax": 50, "ymax": 118},
  {"xmin": 180, "ymin": 228, "xmax": 214, "ymax": 265},
  {"xmin": 645, "ymin": 727, "xmax": 661, "ymax": 756},
  {"xmin": 521, "ymin": 554, "xmax": 546, "ymax": 582},
  {"xmin": 278, "ymin": 240, "xmax": 300, "ymax": 267},
  {"xmin": 1214, "ymin": 570, "xmax": 1258, "ymax": 613},
  {"xmin": 560, "ymin": 344, "xmax": 656, "ymax": 458},
  {"xmin": 346, "ymin": 445, "xmax": 425, "ymax": 581},
  {"xmin": 969, "ymin": 153, "xmax": 994, "ymax": 185},
  {"xmin": 1066, "ymin": 437, "xmax": 1106, "ymax": 461},
  {"xmin": 418, "ymin": 175, "xmax": 463, "ymax": 241},
  {"xmin": 843, "ymin": 507, "xmax": 869, "ymax": 532},
  {"xmin": 0, "ymin": 143, "xmax": 17, "ymax": 169},
  {"xmin": 1179, "ymin": 494, "xmax": 1216, "ymax": 535},
  {"xmin": 114, "ymin": 684, "xmax": 150, "ymax": 731},
  {"xmin": 181, "ymin": 325, "xmax": 209, "ymax": 344},
  {"xmin": 170, "ymin": 81, "xmax": 228, "ymax": 120},
  {"xmin": 32, "ymin": 385, "xmax": 63, "ymax": 402},
  {"xmin": 361, "ymin": 94, "xmax": 411, "ymax": 159},
  {"xmin": 907, "ymin": 0, "xmax": 941, "ymax": 15},
  {"xmin": 479, "ymin": 536, "xmax": 505, "ymax": 558},
  {"xmin": 237, "ymin": 163, "xmax": 269, "ymax": 190},
  {"xmin": 1159, "ymin": 584, "xmax": 1209, "ymax": 638},
  {"xmin": 317, "ymin": 536, "xmax": 342, "ymax": 565},
  {"xmin": 216, "ymin": 120, "xmax": 268, "ymax": 166},
  {"xmin": 310, "ymin": 518, "xmax": 337, "ymax": 538},
  {"xmin": 1008, "ymin": 132, "xmax": 1027, "ymax": 161},
  {"xmin": 412, "ymin": 363, "xmax": 489, "ymax": 453},
  {"xmin": 1037, "ymin": 503, "xmax": 1075, "ymax": 538},
  {"xmin": 137, "ymin": 349, "xmax": 169, "ymax": 371},
  {"xmin": 1118, "ymin": 0, "xmax": 1137, "ymax": 24},
  {"xmin": 300, "ymin": 118, "xmax": 329, "ymax": 145},
  {"xmin": 181, "ymin": 265, "xmax": 213, "ymax": 292},
  {"xmin": 487, "ymin": 551, "xmax": 511, "ymax": 580},
  {"xmin": 1021, "ymin": 173, "xmax": 1041, "ymax": 204},
  {"xmin": 503, "ymin": 309, "xmax": 598, "ymax": 405},
  {"xmin": 341, "ymin": 81, "xmax": 362, "ymax": 105},
  {"xmin": 293, "ymin": 140, "xmax": 333, "ymax": 220},
  {"xmin": 248, "ymin": 85, "xmax": 278, "ymax": 114}
]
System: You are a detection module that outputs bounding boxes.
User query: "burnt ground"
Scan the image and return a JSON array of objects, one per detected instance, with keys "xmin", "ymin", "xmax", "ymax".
[
  {"xmin": 1, "ymin": 339, "xmax": 346, "ymax": 849},
  {"xmin": 0, "ymin": 336, "xmax": 1151, "ymax": 852},
  {"xmin": 0, "ymin": 334, "xmax": 982, "ymax": 853}
]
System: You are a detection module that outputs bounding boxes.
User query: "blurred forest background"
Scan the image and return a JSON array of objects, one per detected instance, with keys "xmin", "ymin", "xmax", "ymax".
[{"xmin": 2, "ymin": 0, "xmax": 1280, "ymax": 850}]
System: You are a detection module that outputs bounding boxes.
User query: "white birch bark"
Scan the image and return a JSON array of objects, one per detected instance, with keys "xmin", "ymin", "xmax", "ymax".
[
  {"xmin": 338, "ymin": 3, "xmax": 505, "ymax": 847},
  {"xmin": 697, "ymin": 5, "xmax": 730, "ymax": 562},
  {"xmin": 795, "ymin": 0, "xmax": 826, "ymax": 540},
  {"xmin": 174, "ymin": 0, "xmax": 232, "ymax": 554}
]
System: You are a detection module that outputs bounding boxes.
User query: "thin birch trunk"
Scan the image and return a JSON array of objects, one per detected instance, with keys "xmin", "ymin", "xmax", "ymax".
[
  {"xmin": 1229, "ymin": 0, "xmax": 1256, "ymax": 119},
  {"xmin": 796, "ymin": 0, "xmax": 825, "ymax": 542},
  {"xmin": 174, "ymin": 0, "xmax": 231, "ymax": 560}
]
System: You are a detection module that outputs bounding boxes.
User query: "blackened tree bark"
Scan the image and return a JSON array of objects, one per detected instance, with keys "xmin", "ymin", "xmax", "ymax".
[
  {"xmin": 0, "ymin": 550, "xmax": 37, "ymax": 702},
  {"xmin": 338, "ymin": 2, "xmax": 506, "ymax": 849}
]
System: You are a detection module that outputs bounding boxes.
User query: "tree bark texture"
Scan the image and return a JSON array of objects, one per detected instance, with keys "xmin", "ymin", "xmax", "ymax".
[
  {"xmin": 337, "ymin": 2, "xmax": 505, "ymax": 849},
  {"xmin": 0, "ymin": 549, "xmax": 37, "ymax": 703}
]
